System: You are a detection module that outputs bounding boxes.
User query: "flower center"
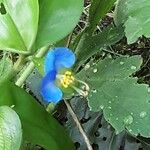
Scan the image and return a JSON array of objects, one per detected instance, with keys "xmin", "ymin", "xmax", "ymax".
[{"xmin": 59, "ymin": 71, "xmax": 75, "ymax": 88}]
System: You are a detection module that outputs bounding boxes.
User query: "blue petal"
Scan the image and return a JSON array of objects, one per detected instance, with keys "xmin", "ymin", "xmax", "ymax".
[
  {"xmin": 44, "ymin": 50, "xmax": 55, "ymax": 74},
  {"xmin": 54, "ymin": 47, "xmax": 76, "ymax": 71},
  {"xmin": 40, "ymin": 71, "xmax": 63, "ymax": 103}
]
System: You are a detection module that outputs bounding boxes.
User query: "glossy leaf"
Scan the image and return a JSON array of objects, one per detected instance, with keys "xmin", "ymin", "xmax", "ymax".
[
  {"xmin": 35, "ymin": 0, "xmax": 83, "ymax": 49},
  {"xmin": 88, "ymin": 0, "xmax": 116, "ymax": 34},
  {"xmin": 0, "ymin": 0, "xmax": 39, "ymax": 53},
  {"xmin": 0, "ymin": 106, "xmax": 22, "ymax": 150},
  {"xmin": 78, "ymin": 56, "xmax": 150, "ymax": 137},
  {"xmin": 114, "ymin": 0, "xmax": 150, "ymax": 44},
  {"xmin": 0, "ymin": 56, "xmax": 13, "ymax": 84},
  {"xmin": 0, "ymin": 82, "xmax": 75, "ymax": 150}
]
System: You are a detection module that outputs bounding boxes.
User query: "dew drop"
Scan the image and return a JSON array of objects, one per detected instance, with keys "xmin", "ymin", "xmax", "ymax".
[
  {"xmin": 92, "ymin": 89, "xmax": 97, "ymax": 93},
  {"xmin": 120, "ymin": 61, "xmax": 124, "ymax": 65},
  {"xmin": 100, "ymin": 105, "xmax": 104, "ymax": 109},
  {"xmin": 140, "ymin": 111, "xmax": 147, "ymax": 118},
  {"xmin": 116, "ymin": 117, "xmax": 119, "ymax": 120},
  {"xmin": 124, "ymin": 115, "xmax": 133, "ymax": 125},
  {"xmin": 130, "ymin": 112, "xmax": 133, "ymax": 115},
  {"xmin": 128, "ymin": 129, "xmax": 132, "ymax": 132},
  {"xmin": 93, "ymin": 68, "xmax": 98, "ymax": 73},
  {"xmin": 131, "ymin": 66, "xmax": 136, "ymax": 70},
  {"xmin": 10, "ymin": 105, "xmax": 15, "ymax": 108},
  {"xmin": 116, "ymin": 131, "xmax": 119, "ymax": 134},
  {"xmin": 108, "ymin": 101, "xmax": 111, "ymax": 104},
  {"xmin": 85, "ymin": 64, "xmax": 90, "ymax": 70},
  {"xmin": 108, "ymin": 54, "xmax": 112, "ymax": 58},
  {"xmin": 108, "ymin": 106, "xmax": 111, "ymax": 109}
]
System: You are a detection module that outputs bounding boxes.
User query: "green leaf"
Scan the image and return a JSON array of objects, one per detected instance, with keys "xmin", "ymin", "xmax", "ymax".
[
  {"xmin": 74, "ymin": 25, "xmax": 124, "ymax": 70},
  {"xmin": 0, "ymin": 55, "xmax": 13, "ymax": 84},
  {"xmin": 35, "ymin": 0, "xmax": 83, "ymax": 49},
  {"xmin": 65, "ymin": 98, "xmax": 142, "ymax": 150},
  {"xmin": 78, "ymin": 56, "xmax": 150, "ymax": 137},
  {"xmin": 0, "ymin": 82, "xmax": 75, "ymax": 150},
  {"xmin": 88, "ymin": 0, "xmax": 116, "ymax": 34},
  {"xmin": 0, "ymin": 0, "xmax": 39, "ymax": 53},
  {"xmin": 114, "ymin": 0, "xmax": 150, "ymax": 44},
  {"xmin": 0, "ymin": 106, "xmax": 22, "ymax": 150}
]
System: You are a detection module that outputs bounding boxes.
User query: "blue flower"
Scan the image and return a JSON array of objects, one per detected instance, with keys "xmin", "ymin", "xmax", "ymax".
[{"xmin": 40, "ymin": 47, "xmax": 76, "ymax": 103}]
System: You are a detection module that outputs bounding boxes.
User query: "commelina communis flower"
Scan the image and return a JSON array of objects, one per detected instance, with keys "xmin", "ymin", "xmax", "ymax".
[{"xmin": 40, "ymin": 47, "xmax": 89, "ymax": 104}]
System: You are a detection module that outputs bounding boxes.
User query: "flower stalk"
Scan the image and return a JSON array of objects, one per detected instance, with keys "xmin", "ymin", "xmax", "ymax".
[{"xmin": 15, "ymin": 45, "xmax": 50, "ymax": 87}]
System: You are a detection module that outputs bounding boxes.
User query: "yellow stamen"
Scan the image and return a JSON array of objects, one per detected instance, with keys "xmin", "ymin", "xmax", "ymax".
[{"xmin": 60, "ymin": 71, "xmax": 74, "ymax": 88}]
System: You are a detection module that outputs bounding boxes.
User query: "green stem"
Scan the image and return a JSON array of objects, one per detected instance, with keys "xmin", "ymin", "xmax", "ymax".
[
  {"xmin": 15, "ymin": 45, "xmax": 50, "ymax": 87},
  {"xmin": 13, "ymin": 54, "xmax": 25, "ymax": 72}
]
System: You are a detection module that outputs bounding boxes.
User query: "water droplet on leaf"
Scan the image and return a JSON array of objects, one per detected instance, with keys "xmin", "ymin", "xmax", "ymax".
[
  {"xmin": 10, "ymin": 105, "xmax": 15, "ymax": 108},
  {"xmin": 93, "ymin": 68, "xmax": 98, "ymax": 73},
  {"xmin": 108, "ymin": 54, "xmax": 112, "ymax": 58},
  {"xmin": 100, "ymin": 105, "xmax": 104, "ymax": 109},
  {"xmin": 92, "ymin": 89, "xmax": 97, "ymax": 93},
  {"xmin": 131, "ymin": 66, "xmax": 136, "ymax": 70},
  {"xmin": 124, "ymin": 115, "xmax": 133, "ymax": 125},
  {"xmin": 140, "ymin": 111, "xmax": 147, "ymax": 118},
  {"xmin": 108, "ymin": 106, "xmax": 111, "ymax": 109},
  {"xmin": 85, "ymin": 64, "xmax": 90, "ymax": 70},
  {"xmin": 128, "ymin": 129, "xmax": 132, "ymax": 132},
  {"xmin": 120, "ymin": 62, "xmax": 124, "ymax": 65}
]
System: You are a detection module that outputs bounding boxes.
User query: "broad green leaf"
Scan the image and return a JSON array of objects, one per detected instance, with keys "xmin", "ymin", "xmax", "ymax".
[
  {"xmin": 35, "ymin": 0, "xmax": 83, "ymax": 49},
  {"xmin": 0, "ymin": 106, "xmax": 22, "ymax": 150},
  {"xmin": 0, "ymin": 0, "xmax": 39, "ymax": 53},
  {"xmin": 0, "ymin": 82, "xmax": 75, "ymax": 150},
  {"xmin": 65, "ymin": 98, "xmax": 141, "ymax": 150},
  {"xmin": 74, "ymin": 25, "xmax": 124, "ymax": 70},
  {"xmin": 78, "ymin": 56, "xmax": 150, "ymax": 137},
  {"xmin": 88, "ymin": 0, "xmax": 116, "ymax": 34},
  {"xmin": 0, "ymin": 56, "xmax": 13, "ymax": 84},
  {"xmin": 114, "ymin": 0, "xmax": 150, "ymax": 44}
]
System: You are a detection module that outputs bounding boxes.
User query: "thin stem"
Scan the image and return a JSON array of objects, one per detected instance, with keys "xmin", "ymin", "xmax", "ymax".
[
  {"xmin": 64, "ymin": 31, "xmax": 93, "ymax": 150},
  {"xmin": 66, "ymin": 32, "xmax": 73, "ymax": 47},
  {"xmin": 64, "ymin": 100, "xmax": 93, "ymax": 150},
  {"xmin": 15, "ymin": 45, "xmax": 50, "ymax": 86},
  {"xmin": 103, "ymin": 49, "xmax": 124, "ymax": 57}
]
